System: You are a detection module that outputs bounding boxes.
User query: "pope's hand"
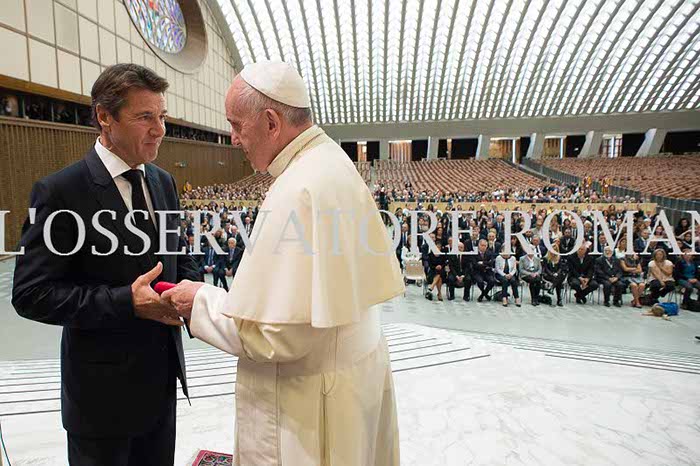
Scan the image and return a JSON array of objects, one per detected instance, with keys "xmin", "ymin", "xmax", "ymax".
[{"xmin": 161, "ymin": 280, "xmax": 206, "ymax": 320}]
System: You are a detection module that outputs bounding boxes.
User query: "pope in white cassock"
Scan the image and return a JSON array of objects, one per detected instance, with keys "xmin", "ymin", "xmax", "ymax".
[{"xmin": 163, "ymin": 60, "xmax": 405, "ymax": 465}]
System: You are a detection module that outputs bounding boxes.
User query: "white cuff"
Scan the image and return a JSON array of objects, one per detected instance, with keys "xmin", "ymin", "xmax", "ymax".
[{"xmin": 191, "ymin": 284, "xmax": 244, "ymax": 356}]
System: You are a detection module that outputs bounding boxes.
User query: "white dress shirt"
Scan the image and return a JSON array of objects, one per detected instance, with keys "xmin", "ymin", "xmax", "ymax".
[{"xmin": 94, "ymin": 138, "xmax": 157, "ymax": 229}]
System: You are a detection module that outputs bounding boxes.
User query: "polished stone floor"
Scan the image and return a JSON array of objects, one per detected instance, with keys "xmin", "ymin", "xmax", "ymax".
[{"xmin": 1, "ymin": 259, "xmax": 699, "ymax": 465}]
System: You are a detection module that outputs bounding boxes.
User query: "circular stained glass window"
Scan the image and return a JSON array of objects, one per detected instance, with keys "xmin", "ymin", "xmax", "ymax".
[{"xmin": 126, "ymin": 0, "xmax": 187, "ymax": 54}]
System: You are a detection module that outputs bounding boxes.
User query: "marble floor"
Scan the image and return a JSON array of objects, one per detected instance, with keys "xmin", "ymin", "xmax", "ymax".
[{"xmin": 1, "ymin": 258, "xmax": 699, "ymax": 465}]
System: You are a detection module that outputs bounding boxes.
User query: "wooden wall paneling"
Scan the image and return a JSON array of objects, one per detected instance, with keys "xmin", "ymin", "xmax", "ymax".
[{"xmin": 0, "ymin": 117, "xmax": 250, "ymax": 249}]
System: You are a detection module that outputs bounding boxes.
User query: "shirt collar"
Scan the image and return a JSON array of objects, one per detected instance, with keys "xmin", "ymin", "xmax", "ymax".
[
  {"xmin": 266, "ymin": 125, "xmax": 325, "ymax": 178},
  {"xmin": 94, "ymin": 138, "xmax": 146, "ymax": 179}
]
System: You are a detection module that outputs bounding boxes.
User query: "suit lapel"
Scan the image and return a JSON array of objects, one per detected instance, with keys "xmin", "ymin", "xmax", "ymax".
[{"xmin": 85, "ymin": 150, "xmax": 153, "ymax": 272}]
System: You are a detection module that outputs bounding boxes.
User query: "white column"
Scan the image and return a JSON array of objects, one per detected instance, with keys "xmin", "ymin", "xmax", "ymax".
[
  {"xmin": 380, "ymin": 139, "xmax": 390, "ymax": 160},
  {"xmin": 526, "ymin": 132, "xmax": 544, "ymax": 160},
  {"xmin": 636, "ymin": 128, "xmax": 667, "ymax": 157},
  {"xmin": 512, "ymin": 138, "xmax": 518, "ymax": 163},
  {"xmin": 476, "ymin": 134, "xmax": 490, "ymax": 160},
  {"xmin": 580, "ymin": 131, "xmax": 603, "ymax": 158},
  {"xmin": 427, "ymin": 136, "xmax": 439, "ymax": 160},
  {"xmin": 560, "ymin": 136, "xmax": 565, "ymax": 158}
]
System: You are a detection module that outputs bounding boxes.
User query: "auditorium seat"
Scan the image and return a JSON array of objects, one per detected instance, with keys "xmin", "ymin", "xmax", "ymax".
[
  {"xmin": 374, "ymin": 159, "xmax": 547, "ymax": 194},
  {"xmin": 540, "ymin": 155, "xmax": 700, "ymax": 200}
]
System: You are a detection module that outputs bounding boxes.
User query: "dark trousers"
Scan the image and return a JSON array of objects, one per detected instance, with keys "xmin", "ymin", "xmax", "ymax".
[
  {"xmin": 601, "ymin": 279, "xmax": 625, "ymax": 304},
  {"xmin": 473, "ymin": 272, "xmax": 495, "ymax": 296},
  {"xmin": 212, "ymin": 269, "xmax": 229, "ymax": 291},
  {"xmin": 447, "ymin": 275, "xmax": 471, "ymax": 299},
  {"xmin": 568, "ymin": 277, "xmax": 599, "ymax": 298},
  {"xmin": 678, "ymin": 279, "xmax": 700, "ymax": 304},
  {"xmin": 649, "ymin": 279, "xmax": 674, "ymax": 301},
  {"xmin": 522, "ymin": 275, "xmax": 542, "ymax": 302},
  {"xmin": 544, "ymin": 274, "xmax": 566, "ymax": 302},
  {"xmin": 68, "ymin": 394, "xmax": 176, "ymax": 466},
  {"xmin": 499, "ymin": 275, "xmax": 519, "ymax": 299}
]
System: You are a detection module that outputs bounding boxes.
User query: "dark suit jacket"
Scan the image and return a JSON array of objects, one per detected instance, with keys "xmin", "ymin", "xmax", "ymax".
[
  {"xmin": 225, "ymin": 246, "xmax": 243, "ymax": 276},
  {"xmin": 447, "ymin": 254, "xmax": 471, "ymax": 281},
  {"xmin": 473, "ymin": 250, "xmax": 495, "ymax": 276},
  {"xmin": 595, "ymin": 255, "xmax": 623, "ymax": 282},
  {"xmin": 11, "ymin": 149, "xmax": 201, "ymax": 437},
  {"xmin": 568, "ymin": 254, "xmax": 596, "ymax": 279}
]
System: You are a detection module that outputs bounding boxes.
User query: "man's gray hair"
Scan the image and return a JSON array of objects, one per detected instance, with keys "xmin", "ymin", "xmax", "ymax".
[{"xmin": 239, "ymin": 82, "xmax": 313, "ymax": 127}]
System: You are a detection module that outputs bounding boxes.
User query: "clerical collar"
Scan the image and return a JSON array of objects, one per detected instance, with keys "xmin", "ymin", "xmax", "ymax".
[
  {"xmin": 267, "ymin": 125, "xmax": 325, "ymax": 178},
  {"xmin": 94, "ymin": 137, "xmax": 145, "ymax": 179}
]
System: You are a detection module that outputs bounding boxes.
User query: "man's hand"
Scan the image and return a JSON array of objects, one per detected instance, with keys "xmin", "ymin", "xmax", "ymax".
[
  {"xmin": 131, "ymin": 262, "xmax": 182, "ymax": 327},
  {"xmin": 161, "ymin": 280, "xmax": 206, "ymax": 320}
]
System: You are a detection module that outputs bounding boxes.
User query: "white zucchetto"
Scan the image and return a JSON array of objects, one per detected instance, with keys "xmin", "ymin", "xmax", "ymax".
[{"xmin": 239, "ymin": 60, "xmax": 311, "ymax": 108}]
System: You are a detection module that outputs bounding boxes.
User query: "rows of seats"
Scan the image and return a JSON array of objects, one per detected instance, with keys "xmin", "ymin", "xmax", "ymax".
[
  {"xmin": 190, "ymin": 161, "xmax": 372, "ymax": 200},
  {"xmin": 355, "ymin": 161, "xmax": 372, "ymax": 183},
  {"xmin": 375, "ymin": 159, "xmax": 547, "ymax": 193},
  {"xmin": 541, "ymin": 155, "xmax": 700, "ymax": 199}
]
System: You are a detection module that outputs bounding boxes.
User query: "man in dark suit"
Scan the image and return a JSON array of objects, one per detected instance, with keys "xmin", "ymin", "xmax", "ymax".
[
  {"xmin": 201, "ymin": 243, "xmax": 229, "ymax": 291},
  {"xmin": 396, "ymin": 223, "xmax": 409, "ymax": 268},
  {"xmin": 560, "ymin": 228, "xmax": 576, "ymax": 255},
  {"xmin": 568, "ymin": 244, "xmax": 599, "ymax": 304},
  {"xmin": 224, "ymin": 237, "xmax": 244, "ymax": 281},
  {"xmin": 11, "ymin": 64, "xmax": 201, "ymax": 466},
  {"xmin": 473, "ymin": 239, "xmax": 496, "ymax": 302},
  {"xmin": 445, "ymin": 241, "xmax": 472, "ymax": 301},
  {"xmin": 595, "ymin": 246, "xmax": 625, "ymax": 307}
]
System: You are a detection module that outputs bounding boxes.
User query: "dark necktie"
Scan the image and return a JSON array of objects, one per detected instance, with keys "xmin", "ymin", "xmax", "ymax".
[
  {"xmin": 504, "ymin": 259, "xmax": 509, "ymax": 274},
  {"xmin": 121, "ymin": 169, "xmax": 157, "ymax": 262}
]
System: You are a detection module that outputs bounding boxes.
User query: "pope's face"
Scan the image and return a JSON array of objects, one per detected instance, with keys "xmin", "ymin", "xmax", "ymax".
[{"xmin": 225, "ymin": 80, "xmax": 274, "ymax": 172}]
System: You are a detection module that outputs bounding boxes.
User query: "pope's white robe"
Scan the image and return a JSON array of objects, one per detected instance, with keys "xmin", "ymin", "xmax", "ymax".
[{"xmin": 191, "ymin": 125, "xmax": 405, "ymax": 465}]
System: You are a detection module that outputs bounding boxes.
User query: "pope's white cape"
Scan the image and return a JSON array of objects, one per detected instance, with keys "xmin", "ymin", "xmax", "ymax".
[
  {"xmin": 189, "ymin": 125, "xmax": 403, "ymax": 465},
  {"xmin": 219, "ymin": 125, "xmax": 405, "ymax": 327}
]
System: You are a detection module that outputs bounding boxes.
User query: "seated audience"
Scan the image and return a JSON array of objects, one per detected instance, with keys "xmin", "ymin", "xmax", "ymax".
[
  {"xmin": 519, "ymin": 249, "xmax": 543, "ymax": 306},
  {"xmin": 620, "ymin": 250, "xmax": 645, "ymax": 308},
  {"xmin": 445, "ymin": 242, "xmax": 472, "ymax": 301},
  {"xmin": 200, "ymin": 244, "xmax": 228, "ymax": 291},
  {"xmin": 425, "ymin": 238, "xmax": 447, "ymax": 301},
  {"xmin": 647, "ymin": 249, "xmax": 675, "ymax": 303},
  {"xmin": 224, "ymin": 238, "xmax": 243, "ymax": 280},
  {"xmin": 473, "ymin": 239, "xmax": 497, "ymax": 302},
  {"xmin": 543, "ymin": 243, "xmax": 567, "ymax": 307},
  {"xmin": 674, "ymin": 248, "xmax": 700, "ymax": 310},
  {"xmin": 568, "ymin": 244, "xmax": 600, "ymax": 304},
  {"xmin": 595, "ymin": 246, "xmax": 625, "ymax": 307},
  {"xmin": 495, "ymin": 246, "xmax": 520, "ymax": 307}
]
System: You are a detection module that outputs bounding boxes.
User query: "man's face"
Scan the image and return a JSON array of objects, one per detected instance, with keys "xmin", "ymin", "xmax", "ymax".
[
  {"xmin": 478, "ymin": 242, "xmax": 486, "ymax": 253},
  {"xmin": 228, "ymin": 239, "xmax": 235, "ymax": 249},
  {"xmin": 100, "ymin": 88, "xmax": 166, "ymax": 166},
  {"xmin": 226, "ymin": 79, "xmax": 277, "ymax": 172}
]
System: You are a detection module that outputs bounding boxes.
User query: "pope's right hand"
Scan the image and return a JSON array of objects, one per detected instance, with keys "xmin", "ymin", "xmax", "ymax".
[{"xmin": 131, "ymin": 262, "xmax": 183, "ymax": 327}]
